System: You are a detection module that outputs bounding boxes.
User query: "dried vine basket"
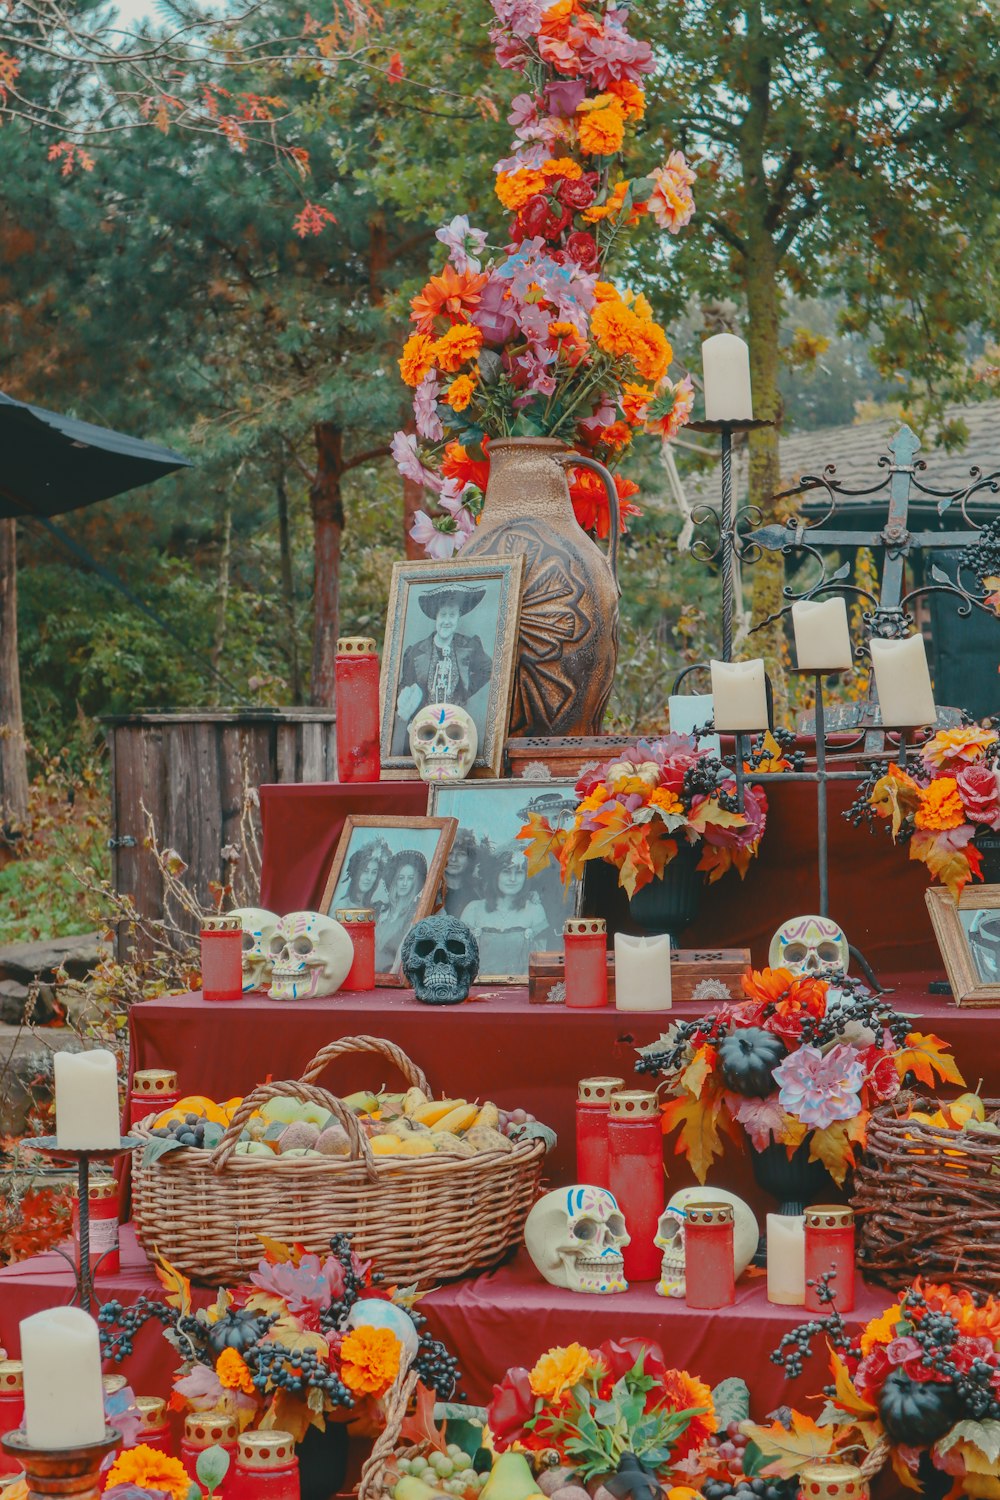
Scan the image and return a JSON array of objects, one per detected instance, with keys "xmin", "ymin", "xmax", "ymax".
[
  {"xmin": 130, "ymin": 1034, "xmax": 546, "ymax": 1286},
  {"xmin": 851, "ymin": 1092, "xmax": 1000, "ymax": 1293}
]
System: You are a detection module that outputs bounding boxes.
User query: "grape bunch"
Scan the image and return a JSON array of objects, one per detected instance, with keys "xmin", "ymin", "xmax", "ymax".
[
  {"xmin": 397, "ymin": 1447, "xmax": 488, "ymax": 1497},
  {"xmin": 147, "ymin": 1112, "xmax": 212, "ymax": 1148},
  {"xmin": 405, "ymin": 1301, "xmax": 462, "ymax": 1399},
  {"xmin": 702, "ymin": 1422, "xmax": 752, "ymax": 1484},
  {"xmin": 497, "ymin": 1107, "xmax": 536, "ymax": 1137},
  {"xmin": 702, "ymin": 1479, "xmax": 797, "ymax": 1500}
]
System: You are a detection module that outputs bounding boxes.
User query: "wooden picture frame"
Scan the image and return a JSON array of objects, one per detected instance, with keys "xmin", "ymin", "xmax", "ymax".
[
  {"xmin": 320, "ymin": 815, "xmax": 457, "ymax": 986},
  {"xmin": 427, "ymin": 779, "xmax": 582, "ymax": 984},
  {"xmin": 379, "ymin": 555, "xmax": 525, "ymax": 778},
  {"xmin": 925, "ymin": 885, "xmax": 1000, "ymax": 1006}
]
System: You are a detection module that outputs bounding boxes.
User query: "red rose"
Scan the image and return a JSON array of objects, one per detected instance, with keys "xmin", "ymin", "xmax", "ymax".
[
  {"xmin": 559, "ymin": 175, "xmax": 598, "ymax": 210},
  {"xmin": 596, "ymin": 1337, "xmax": 668, "ymax": 1388},
  {"xmin": 515, "ymin": 195, "xmax": 572, "ymax": 243},
  {"xmin": 956, "ymin": 763, "xmax": 1000, "ymax": 830},
  {"xmin": 565, "ymin": 231, "xmax": 600, "ymax": 271},
  {"xmin": 859, "ymin": 1045, "xmax": 902, "ymax": 1105},
  {"xmin": 486, "ymin": 1368, "xmax": 536, "ymax": 1450}
]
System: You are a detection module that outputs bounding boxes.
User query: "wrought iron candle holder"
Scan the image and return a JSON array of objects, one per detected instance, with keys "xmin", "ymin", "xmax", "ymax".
[
  {"xmin": 27, "ymin": 1139, "xmax": 141, "ymax": 1312},
  {"xmin": 0, "ymin": 1428, "xmax": 121, "ymax": 1500}
]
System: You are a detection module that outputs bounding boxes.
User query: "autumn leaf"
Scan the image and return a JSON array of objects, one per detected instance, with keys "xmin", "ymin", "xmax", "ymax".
[
  {"xmin": 517, "ymin": 812, "xmax": 565, "ymax": 879},
  {"xmin": 154, "ymin": 1250, "xmax": 192, "ymax": 1313},
  {"xmin": 399, "ymin": 1382, "xmax": 448, "ymax": 1453},
  {"xmin": 697, "ymin": 845, "xmax": 735, "ymax": 884},
  {"xmin": 808, "ymin": 1112, "xmax": 869, "ymax": 1187},
  {"xmin": 740, "ymin": 1413, "xmax": 836, "ymax": 1479},
  {"xmin": 909, "ymin": 827, "xmax": 980, "ymax": 899},
  {"xmin": 661, "ymin": 1093, "xmax": 725, "ymax": 1183},
  {"xmin": 936, "ymin": 1419, "xmax": 1000, "ymax": 1475},
  {"xmin": 679, "ymin": 1043, "xmax": 715, "ymax": 1100},
  {"xmin": 870, "ymin": 765, "xmax": 920, "ymax": 838},
  {"xmin": 895, "ymin": 1032, "xmax": 965, "ymax": 1088},
  {"xmin": 261, "ymin": 1389, "xmax": 312, "ymax": 1443},
  {"xmin": 293, "ymin": 201, "xmax": 338, "ymax": 239},
  {"xmin": 258, "ymin": 1234, "xmax": 295, "ymax": 1264},
  {"xmin": 386, "ymin": 51, "xmax": 405, "ymax": 83},
  {"xmin": 828, "ymin": 1350, "xmax": 878, "ymax": 1424}
]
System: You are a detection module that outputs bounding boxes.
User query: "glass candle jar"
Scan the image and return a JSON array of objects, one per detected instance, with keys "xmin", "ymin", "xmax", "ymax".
[
  {"xmin": 335, "ymin": 908, "xmax": 376, "ymax": 992},
  {"xmin": 72, "ymin": 1174, "xmax": 120, "ymax": 1276},
  {"xmin": 0, "ymin": 1360, "xmax": 24, "ymax": 1465},
  {"xmin": 576, "ymin": 1076, "xmax": 625, "ymax": 1189},
  {"xmin": 233, "ymin": 1429, "xmax": 300, "ymax": 1500},
  {"xmin": 182, "ymin": 1412, "xmax": 239, "ymax": 1500},
  {"xmin": 607, "ymin": 1090, "xmax": 664, "ymax": 1282},
  {"xmin": 797, "ymin": 1462, "xmax": 868, "ymax": 1499},
  {"xmin": 684, "ymin": 1202, "xmax": 735, "ymax": 1309},
  {"xmin": 564, "ymin": 918, "xmax": 608, "ymax": 1009},
  {"xmin": 805, "ymin": 1205, "xmax": 856, "ymax": 1313},
  {"xmin": 201, "ymin": 916, "xmax": 244, "ymax": 1002},
  {"xmin": 129, "ymin": 1396, "xmax": 172, "ymax": 1455},
  {"xmin": 129, "ymin": 1068, "xmax": 179, "ymax": 1128},
  {"xmin": 335, "ymin": 637, "xmax": 380, "ymax": 783}
]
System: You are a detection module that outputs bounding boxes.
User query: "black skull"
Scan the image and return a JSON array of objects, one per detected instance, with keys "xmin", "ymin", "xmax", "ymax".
[{"xmin": 401, "ymin": 915, "xmax": 480, "ymax": 1005}]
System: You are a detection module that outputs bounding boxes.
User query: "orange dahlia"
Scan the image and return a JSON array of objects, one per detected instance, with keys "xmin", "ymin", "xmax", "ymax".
[
  {"xmin": 742, "ymin": 966, "xmax": 828, "ymax": 1017},
  {"xmin": 914, "ymin": 777, "xmax": 965, "ymax": 831},
  {"xmin": 105, "ymin": 1446, "xmax": 191, "ymax": 1500},
  {"xmin": 442, "ymin": 440, "xmax": 489, "ymax": 491},
  {"xmin": 410, "ymin": 266, "xmax": 489, "ymax": 334},
  {"xmin": 398, "ymin": 333, "xmax": 435, "ymax": 387},
  {"xmin": 622, "ymin": 381, "xmax": 654, "ymax": 424},
  {"xmin": 659, "ymin": 1368, "xmax": 715, "ymax": 1462},
  {"xmin": 923, "ymin": 725, "xmax": 998, "ymax": 768},
  {"xmin": 216, "ymin": 1346, "xmax": 255, "ymax": 1395},
  {"xmin": 432, "ymin": 323, "xmax": 483, "ymax": 373},
  {"xmin": 529, "ymin": 1343, "xmax": 594, "ymax": 1400},
  {"xmin": 340, "ymin": 1325, "xmax": 402, "ymax": 1397}
]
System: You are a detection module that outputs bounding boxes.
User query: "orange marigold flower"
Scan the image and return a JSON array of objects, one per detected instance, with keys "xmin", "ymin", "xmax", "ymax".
[
  {"xmin": 106, "ymin": 1446, "xmax": 191, "ymax": 1500},
  {"xmin": 410, "ymin": 265, "xmax": 489, "ymax": 334},
  {"xmin": 923, "ymin": 725, "xmax": 998, "ymax": 768},
  {"xmin": 340, "ymin": 1325, "xmax": 402, "ymax": 1397},
  {"xmin": 577, "ymin": 98, "xmax": 627, "ymax": 157},
  {"xmin": 529, "ymin": 1342, "xmax": 594, "ymax": 1400},
  {"xmin": 606, "ymin": 79, "xmax": 645, "ymax": 120},
  {"xmin": 651, "ymin": 787, "xmax": 682, "ymax": 815},
  {"xmin": 495, "ymin": 167, "xmax": 547, "ymax": 211},
  {"xmin": 914, "ymin": 777, "xmax": 966, "ymax": 831},
  {"xmin": 398, "ymin": 333, "xmax": 435, "ymax": 387},
  {"xmin": 433, "ymin": 323, "xmax": 483, "ymax": 373},
  {"xmin": 860, "ymin": 1302, "xmax": 902, "ymax": 1355},
  {"xmin": 593, "ymin": 279, "xmax": 622, "ymax": 302},
  {"xmin": 622, "ymin": 381, "xmax": 654, "ymax": 424},
  {"xmin": 445, "ymin": 373, "xmax": 477, "ymax": 412},
  {"xmin": 216, "ymin": 1346, "xmax": 255, "ymax": 1395},
  {"xmin": 660, "ymin": 1368, "xmax": 715, "ymax": 1463},
  {"xmin": 631, "ymin": 321, "xmax": 672, "ymax": 383},
  {"xmin": 591, "ymin": 299, "xmax": 640, "ymax": 359},
  {"xmin": 543, "ymin": 156, "xmax": 583, "ymax": 180}
]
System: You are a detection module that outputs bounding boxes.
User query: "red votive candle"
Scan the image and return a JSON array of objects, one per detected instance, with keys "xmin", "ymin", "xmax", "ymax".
[
  {"xmin": 233, "ymin": 1429, "xmax": 300, "ymax": 1500},
  {"xmin": 128, "ymin": 1396, "xmax": 173, "ymax": 1455},
  {"xmin": 608, "ymin": 1090, "xmax": 664, "ymax": 1282},
  {"xmin": 576, "ymin": 1076, "xmax": 625, "ymax": 1188},
  {"xmin": 129, "ymin": 1068, "xmax": 179, "ymax": 1128},
  {"xmin": 335, "ymin": 636, "xmax": 381, "ymax": 783},
  {"xmin": 335, "ymin": 907, "xmax": 376, "ymax": 992},
  {"xmin": 182, "ymin": 1412, "xmax": 239, "ymax": 1500},
  {"xmin": 684, "ymin": 1201, "xmax": 736, "ymax": 1309},
  {"xmin": 72, "ymin": 1174, "xmax": 120, "ymax": 1276},
  {"xmin": 804, "ymin": 1204, "xmax": 856, "ymax": 1313},
  {"xmin": 0, "ymin": 1360, "xmax": 24, "ymax": 1477},
  {"xmin": 798, "ymin": 1462, "xmax": 868, "ymax": 1499},
  {"xmin": 201, "ymin": 916, "xmax": 244, "ymax": 1001},
  {"xmin": 564, "ymin": 918, "xmax": 608, "ymax": 1008}
]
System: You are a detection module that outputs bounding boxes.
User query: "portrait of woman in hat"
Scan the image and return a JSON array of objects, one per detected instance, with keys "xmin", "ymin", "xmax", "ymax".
[
  {"xmin": 374, "ymin": 847, "xmax": 429, "ymax": 974},
  {"xmin": 391, "ymin": 583, "xmax": 493, "ymax": 755}
]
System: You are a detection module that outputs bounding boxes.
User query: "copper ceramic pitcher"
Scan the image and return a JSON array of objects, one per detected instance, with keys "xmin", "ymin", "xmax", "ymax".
[{"xmin": 462, "ymin": 437, "xmax": 620, "ymax": 736}]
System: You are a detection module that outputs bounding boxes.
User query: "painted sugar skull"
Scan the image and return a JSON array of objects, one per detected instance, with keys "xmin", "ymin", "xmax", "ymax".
[
  {"xmin": 400, "ymin": 914, "xmax": 479, "ymax": 1004},
  {"xmin": 768, "ymin": 914, "xmax": 850, "ymax": 978},
  {"xmin": 408, "ymin": 702, "xmax": 478, "ymax": 782},
  {"xmin": 230, "ymin": 907, "xmax": 280, "ymax": 992},
  {"xmin": 524, "ymin": 1185, "xmax": 630, "ymax": 1293},
  {"xmin": 268, "ymin": 912, "xmax": 353, "ymax": 1001},
  {"xmin": 654, "ymin": 1187, "xmax": 759, "ymax": 1299}
]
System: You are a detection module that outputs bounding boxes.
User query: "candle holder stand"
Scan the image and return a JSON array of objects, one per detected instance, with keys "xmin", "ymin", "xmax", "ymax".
[
  {"xmin": 0, "ymin": 1427, "xmax": 122, "ymax": 1500},
  {"xmin": 27, "ymin": 1138, "xmax": 141, "ymax": 1313}
]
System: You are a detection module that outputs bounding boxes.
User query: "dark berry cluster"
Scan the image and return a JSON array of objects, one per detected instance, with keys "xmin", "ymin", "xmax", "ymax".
[
  {"xmin": 960, "ymin": 518, "xmax": 1000, "ymax": 591},
  {"xmin": 245, "ymin": 1341, "xmax": 355, "ymax": 1407},
  {"xmin": 682, "ymin": 758, "xmax": 727, "ymax": 802},
  {"xmin": 407, "ymin": 1304, "xmax": 461, "ymax": 1399},
  {"xmin": 319, "ymin": 1232, "xmax": 383, "ymax": 1334},
  {"xmin": 636, "ymin": 1018, "xmax": 722, "ymax": 1077},
  {"xmin": 98, "ymin": 1295, "xmax": 178, "ymax": 1361},
  {"xmin": 903, "ymin": 1291, "xmax": 1000, "ymax": 1422},
  {"xmin": 702, "ymin": 1481, "xmax": 797, "ymax": 1500},
  {"xmin": 771, "ymin": 1273, "xmax": 856, "ymax": 1379}
]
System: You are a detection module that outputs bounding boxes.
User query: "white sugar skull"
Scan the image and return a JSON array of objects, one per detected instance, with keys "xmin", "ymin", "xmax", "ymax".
[
  {"xmin": 268, "ymin": 912, "xmax": 353, "ymax": 1001},
  {"xmin": 408, "ymin": 703, "xmax": 478, "ymax": 782},
  {"xmin": 230, "ymin": 907, "xmax": 280, "ymax": 992},
  {"xmin": 768, "ymin": 914, "xmax": 850, "ymax": 978},
  {"xmin": 524, "ymin": 1185, "xmax": 630, "ymax": 1294},
  {"xmin": 654, "ymin": 1187, "xmax": 759, "ymax": 1299}
]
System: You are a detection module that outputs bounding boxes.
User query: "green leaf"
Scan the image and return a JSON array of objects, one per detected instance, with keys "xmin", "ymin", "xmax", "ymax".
[
  {"xmin": 630, "ymin": 176, "xmax": 656, "ymax": 199},
  {"xmin": 142, "ymin": 1134, "xmax": 186, "ymax": 1167},
  {"xmin": 508, "ymin": 1121, "xmax": 557, "ymax": 1152},
  {"xmin": 712, "ymin": 1378, "xmax": 750, "ymax": 1433},
  {"xmin": 201, "ymin": 1121, "xmax": 225, "ymax": 1149},
  {"xmin": 937, "ymin": 1419, "xmax": 1000, "ymax": 1466},
  {"xmin": 195, "ymin": 1445, "xmax": 231, "ymax": 1493},
  {"xmin": 741, "ymin": 1440, "xmax": 767, "ymax": 1479}
]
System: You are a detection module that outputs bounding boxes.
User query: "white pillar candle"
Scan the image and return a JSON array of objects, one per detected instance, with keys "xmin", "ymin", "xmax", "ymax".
[
  {"xmin": 870, "ymin": 634, "xmax": 937, "ymax": 728},
  {"xmin": 614, "ymin": 933, "xmax": 672, "ymax": 1011},
  {"xmin": 766, "ymin": 1214, "xmax": 805, "ymax": 1305},
  {"xmin": 20, "ymin": 1307, "xmax": 106, "ymax": 1448},
  {"xmin": 710, "ymin": 659, "xmax": 769, "ymax": 732},
  {"xmin": 667, "ymin": 694, "xmax": 721, "ymax": 756},
  {"xmin": 791, "ymin": 598, "xmax": 853, "ymax": 672},
  {"xmin": 54, "ymin": 1050, "xmax": 120, "ymax": 1150},
  {"xmin": 702, "ymin": 333, "xmax": 753, "ymax": 421}
]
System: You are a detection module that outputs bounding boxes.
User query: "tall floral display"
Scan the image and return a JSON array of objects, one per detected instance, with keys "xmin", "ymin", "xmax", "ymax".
[{"xmin": 394, "ymin": 0, "xmax": 696, "ymax": 554}]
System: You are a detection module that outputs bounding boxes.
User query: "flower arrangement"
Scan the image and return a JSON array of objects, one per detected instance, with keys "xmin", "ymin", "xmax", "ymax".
[
  {"xmin": 758, "ymin": 1279, "xmax": 1000, "ymax": 1495},
  {"xmin": 848, "ymin": 724, "xmax": 1000, "ymax": 896},
  {"xmin": 394, "ymin": 0, "xmax": 697, "ymax": 556},
  {"xmin": 98, "ymin": 1234, "xmax": 459, "ymax": 1443},
  {"xmin": 104, "ymin": 1447, "xmax": 194, "ymax": 1500},
  {"xmin": 636, "ymin": 968, "xmax": 963, "ymax": 1184},
  {"xmin": 518, "ymin": 734, "xmax": 787, "ymax": 898}
]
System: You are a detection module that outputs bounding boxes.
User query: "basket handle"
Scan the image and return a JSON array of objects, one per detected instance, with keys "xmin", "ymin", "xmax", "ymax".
[
  {"xmin": 357, "ymin": 1364, "xmax": 420, "ymax": 1500},
  {"xmin": 299, "ymin": 1034, "xmax": 431, "ymax": 1094},
  {"xmin": 209, "ymin": 1079, "xmax": 376, "ymax": 1180}
]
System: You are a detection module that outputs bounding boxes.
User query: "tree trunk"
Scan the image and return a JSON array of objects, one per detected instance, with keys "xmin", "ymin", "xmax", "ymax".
[
  {"xmin": 276, "ymin": 466, "xmax": 302, "ymax": 702},
  {"xmin": 0, "ymin": 518, "xmax": 29, "ymax": 839},
  {"xmin": 210, "ymin": 491, "xmax": 232, "ymax": 702},
  {"xmin": 402, "ymin": 475, "xmax": 424, "ymax": 559},
  {"xmin": 309, "ymin": 422, "xmax": 345, "ymax": 707}
]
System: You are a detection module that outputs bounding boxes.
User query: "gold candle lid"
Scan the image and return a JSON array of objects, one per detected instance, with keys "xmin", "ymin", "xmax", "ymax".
[
  {"xmin": 578, "ymin": 1076, "xmax": 626, "ymax": 1104},
  {"xmin": 805, "ymin": 1204, "xmax": 855, "ymax": 1229},
  {"xmin": 103, "ymin": 1374, "xmax": 127, "ymax": 1394},
  {"xmin": 185, "ymin": 1412, "xmax": 238, "ymax": 1448},
  {"xmin": 337, "ymin": 636, "xmax": 377, "ymax": 656},
  {"xmin": 202, "ymin": 915, "xmax": 242, "ymax": 933},
  {"xmin": 133, "ymin": 1069, "xmax": 178, "ymax": 1094},
  {"xmin": 798, "ymin": 1462, "xmax": 867, "ymax": 1498},
  {"xmin": 238, "ymin": 1430, "xmax": 296, "ymax": 1469},
  {"xmin": 135, "ymin": 1395, "xmax": 167, "ymax": 1430},
  {"xmin": 76, "ymin": 1176, "xmax": 117, "ymax": 1203},
  {"xmin": 609, "ymin": 1090, "xmax": 660, "ymax": 1118},
  {"xmin": 0, "ymin": 1361, "xmax": 23, "ymax": 1392},
  {"xmin": 564, "ymin": 918, "xmax": 606, "ymax": 936},
  {"xmin": 335, "ymin": 907, "xmax": 376, "ymax": 925},
  {"xmin": 686, "ymin": 1200, "xmax": 735, "ymax": 1227}
]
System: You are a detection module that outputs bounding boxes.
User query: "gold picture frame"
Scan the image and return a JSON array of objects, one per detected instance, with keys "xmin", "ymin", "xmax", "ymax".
[
  {"xmin": 925, "ymin": 885, "xmax": 1000, "ymax": 1007},
  {"xmin": 320, "ymin": 815, "xmax": 457, "ymax": 986},
  {"xmin": 378, "ymin": 555, "xmax": 525, "ymax": 778}
]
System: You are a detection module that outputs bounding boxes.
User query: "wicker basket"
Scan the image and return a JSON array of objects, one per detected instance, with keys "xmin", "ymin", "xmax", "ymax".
[
  {"xmin": 131, "ymin": 1034, "xmax": 546, "ymax": 1286},
  {"xmin": 852, "ymin": 1092, "xmax": 1000, "ymax": 1292}
]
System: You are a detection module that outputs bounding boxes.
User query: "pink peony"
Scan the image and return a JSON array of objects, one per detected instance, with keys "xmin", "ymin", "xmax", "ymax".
[
  {"xmin": 956, "ymin": 762, "xmax": 1000, "ymax": 830},
  {"xmin": 773, "ymin": 1043, "xmax": 864, "ymax": 1130}
]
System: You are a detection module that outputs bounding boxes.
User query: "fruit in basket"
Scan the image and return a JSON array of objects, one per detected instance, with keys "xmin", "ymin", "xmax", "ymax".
[
  {"xmin": 343, "ymin": 1090, "xmax": 381, "ymax": 1115},
  {"xmin": 395, "ymin": 1478, "xmax": 449, "ymax": 1500},
  {"xmin": 316, "ymin": 1123, "xmax": 352, "ymax": 1156},
  {"xmin": 480, "ymin": 1452, "xmax": 541, "ymax": 1500},
  {"xmin": 371, "ymin": 1134, "xmax": 405, "ymax": 1155},
  {"xmin": 260, "ymin": 1095, "xmax": 332, "ymax": 1128},
  {"xmin": 434, "ymin": 1104, "xmax": 480, "ymax": 1135},
  {"xmin": 947, "ymin": 1091, "xmax": 987, "ymax": 1127},
  {"xmin": 278, "ymin": 1122, "xmax": 321, "ymax": 1152},
  {"xmin": 430, "ymin": 1132, "xmax": 476, "ymax": 1157},
  {"xmin": 234, "ymin": 1141, "xmax": 274, "ymax": 1156},
  {"xmin": 412, "ymin": 1099, "xmax": 466, "ymax": 1127},
  {"xmin": 153, "ymin": 1094, "xmax": 229, "ymax": 1129},
  {"xmin": 403, "ymin": 1087, "xmax": 430, "ymax": 1116},
  {"xmin": 716, "ymin": 1028, "xmax": 787, "ymax": 1098},
  {"xmin": 474, "ymin": 1102, "xmax": 500, "ymax": 1130},
  {"xmin": 464, "ymin": 1125, "xmax": 513, "ymax": 1155},
  {"xmin": 280, "ymin": 1147, "xmax": 324, "ymax": 1157}
]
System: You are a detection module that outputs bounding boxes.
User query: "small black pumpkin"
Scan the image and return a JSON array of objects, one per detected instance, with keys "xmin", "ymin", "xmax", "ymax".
[
  {"xmin": 717, "ymin": 1026, "xmax": 787, "ymax": 1097},
  {"xmin": 206, "ymin": 1309, "xmax": 268, "ymax": 1357},
  {"xmin": 877, "ymin": 1369, "xmax": 961, "ymax": 1447}
]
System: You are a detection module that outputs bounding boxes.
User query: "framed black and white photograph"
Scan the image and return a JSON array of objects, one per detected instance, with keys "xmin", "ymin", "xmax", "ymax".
[
  {"xmin": 379, "ymin": 555, "xmax": 524, "ymax": 777},
  {"xmin": 427, "ymin": 780, "xmax": 581, "ymax": 983},
  {"xmin": 926, "ymin": 885, "xmax": 1000, "ymax": 1006},
  {"xmin": 320, "ymin": 815, "xmax": 457, "ymax": 984}
]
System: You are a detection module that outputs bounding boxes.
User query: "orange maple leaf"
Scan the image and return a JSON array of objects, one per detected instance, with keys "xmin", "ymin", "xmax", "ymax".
[
  {"xmin": 154, "ymin": 1251, "xmax": 192, "ymax": 1313},
  {"xmin": 386, "ymin": 51, "xmax": 405, "ymax": 83},
  {"xmin": 740, "ymin": 1412, "xmax": 836, "ymax": 1479},
  {"xmin": 661, "ymin": 1093, "xmax": 725, "ymax": 1183},
  {"xmin": 893, "ymin": 1031, "xmax": 965, "ymax": 1088}
]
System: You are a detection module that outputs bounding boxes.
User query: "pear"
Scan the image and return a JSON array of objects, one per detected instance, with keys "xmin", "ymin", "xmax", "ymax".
[
  {"xmin": 261, "ymin": 1096, "xmax": 331, "ymax": 1129},
  {"xmin": 278, "ymin": 1121, "xmax": 321, "ymax": 1153},
  {"xmin": 481, "ymin": 1452, "xmax": 540, "ymax": 1500},
  {"xmin": 950, "ymin": 1092, "xmax": 987, "ymax": 1128},
  {"xmin": 394, "ymin": 1478, "xmax": 448, "ymax": 1500}
]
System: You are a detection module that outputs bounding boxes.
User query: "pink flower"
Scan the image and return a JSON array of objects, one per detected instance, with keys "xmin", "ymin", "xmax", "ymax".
[
  {"xmin": 472, "ymin": 277, "xmax": 519, "ymax": 344},
  {"xmin": 507, "ymin": 92, "xmax": 540, "ymax": 129},
  {"xmin": 772, "ymin": 1043, "xmax": 864, "ymax": 1129},
  {"xmin": 490, "ymin": 0, "xmax": 546, "ymax": 40},
  {"xmin": 435, "ymin": 215, "xmax": 489, "ymax": 274},
  {"xmin": 577, "ymin": 9, "xmax": 654, "ymax": 88},
  {"xmin": 414, "ymin": 374, "xmax": 444, "ymax": 441},
  {"xmin": 391, "ymin": 431, "xmax": 442, "ymax": 492},
  {"xmin": 249, "ymin": 1251, "xmax": 346, "ymax": 1329},
  {"xmin": 956, "ymin": 763, "xmax": 1000, "ymax": 830},
  {"xmin": 647, "ymin": 151, "xmax": 696, "ymax": 233},
  {"xmin": 545, "ymin": 79, "xmax": 587, "ymax": 116},
  {"xmin": 409, "ymin": 511, "xmax": 462, "ymax": 560}
]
